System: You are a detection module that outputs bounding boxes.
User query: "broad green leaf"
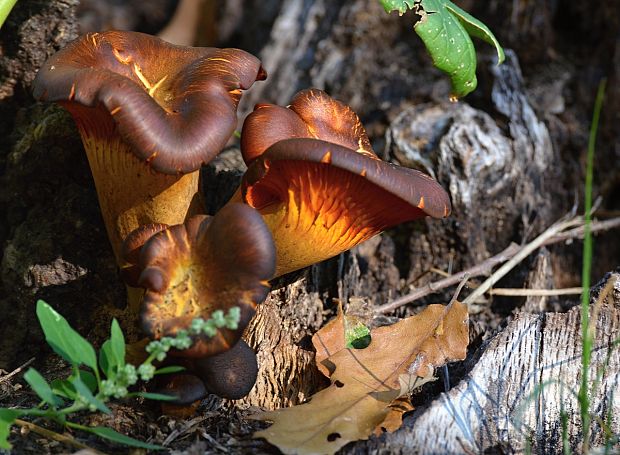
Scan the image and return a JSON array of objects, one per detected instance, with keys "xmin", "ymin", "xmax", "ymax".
[
  {"xmin": 51, "ymin": 378, "xmax": 78, "ymax": 400},
  {"xmin": 0, "ymin": 409, "xmax": 20, "ymax": 449},
  {"xmin": 81, "ymin": 426, "xmax": 163, "ymax": 450},
  {"xmin": 24, "ymin": 368, "xmax": 62, "ymax": 408},
  {"xmin": 153, "ymin": 365, "xmax": 186, "ymax": 375},
  {"xmin": 380, "ymin": 0, "xmax": 413, "ymax": 14},
  {"xmin": 382, "ymin": 0, "xmax": 504, "ymax": 98},
  {"xmin": 71, "ymin": 377, "xmax": 111, "ymax": 414},
  {"xmin": 134, "ymin": 392, "xmax": 177, "ymax": 401},
  {"xmin": 414, "ymin": 0, "xmax": 477, "ymax": 98},
  {"xmin": 36, "ymin": 301, "xmax": 98, "ymax": 372}
]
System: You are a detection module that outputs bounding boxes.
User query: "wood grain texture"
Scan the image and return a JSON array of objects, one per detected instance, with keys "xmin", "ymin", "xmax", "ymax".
[{"xmin": 360, "ymin": 273, "xmax": 620, "ymax": 454}]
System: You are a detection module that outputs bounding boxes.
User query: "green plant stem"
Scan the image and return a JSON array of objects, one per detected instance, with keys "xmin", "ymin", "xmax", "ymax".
[
  {"xmin": 0, "ymin": 0, "xmax": 18, "ymax": 29},
  {"xmin": 579, "ymin": 78, "xmax": 606, "ymax": 453}
]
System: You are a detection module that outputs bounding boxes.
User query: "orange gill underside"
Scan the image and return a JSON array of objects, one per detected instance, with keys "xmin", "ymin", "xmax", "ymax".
[{"xmin": 245, "ymin": 161, "xmax": 425, "ymax": 277}]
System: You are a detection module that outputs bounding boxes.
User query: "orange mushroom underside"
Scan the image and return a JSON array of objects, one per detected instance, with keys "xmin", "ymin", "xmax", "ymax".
[
  {"xmin": 243, "ymin": 159, "xmax": 429, "ymax": 277},
  {"xmin": 139, "ymin": 204, "xmax": 275, "ymax": 358}
]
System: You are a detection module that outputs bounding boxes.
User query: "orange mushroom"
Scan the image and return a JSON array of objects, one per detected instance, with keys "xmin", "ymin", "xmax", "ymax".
[
  {"xmin": 122, "ymin": 203, "xmax": 275, "ymax": 359},
  {"xmin": 32, "ymin": 31, "xmax": 266, "ymax": 263},
  {"xmin": 233, "ymin": 89, "xmax": 451, "ymax": 277}
]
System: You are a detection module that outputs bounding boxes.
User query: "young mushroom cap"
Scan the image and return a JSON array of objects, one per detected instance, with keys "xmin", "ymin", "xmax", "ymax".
[
  {"xmin": 135, "ymin": 203, "xmax": 275, "ymax": 358},
  {"xmin": 241, "ymin": 88, "xmax": 373, "ymax": 164},
  {"xmin": 235, "ymin": 89, "xmax": 451, "ymax": 277},
  {"xmin": 193, "ymin": 339, "xmax": 259, "ymax": 400},
  {"xmin": 32, "ymin": 31, "xmax": 266, "ymax": 263}
]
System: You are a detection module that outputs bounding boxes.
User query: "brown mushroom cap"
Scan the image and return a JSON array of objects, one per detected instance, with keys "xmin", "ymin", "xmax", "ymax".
[
  {"xmin": 193, "ymin": 339, "xmax": 258, "ymax": 400},
  {"xmin": 33, "ymin": 31, "xmax": 267, "ymax": 173},
  {"xmin": 138, "ymin": 203, "xmax": 275, "ymax": 358},
  {"xmin": 237, "ymin": 89, "xmax": 451, "ymax": 277},
  {"xmin": 241, "ymin": 88, "xmax": 372, "ymax": 164}
]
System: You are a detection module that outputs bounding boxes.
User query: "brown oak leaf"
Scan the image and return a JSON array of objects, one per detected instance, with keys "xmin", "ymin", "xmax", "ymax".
[{"xmin": 254, "ymin": 302, "xmax": 469, "ymax": 454}]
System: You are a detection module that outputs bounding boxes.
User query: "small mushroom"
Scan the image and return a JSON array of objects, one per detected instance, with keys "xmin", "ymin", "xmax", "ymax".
[
  {"xmin": 32, "ymin": 31, "xmax": 266, "ymax": 264},
  {"xmin": 234, "ymin": 89, "xmax": 451, "ymax": 277},
  {"xmin": 193, "ymin": 339, "xmax": 258, "ymax": 400},
  {"xmin": 154, "ymin": 339, "xmax": 258, "ymax": 406},
  {"xmin": 124, "ymin": 203, "xmax": 275, "ymax": 358}
]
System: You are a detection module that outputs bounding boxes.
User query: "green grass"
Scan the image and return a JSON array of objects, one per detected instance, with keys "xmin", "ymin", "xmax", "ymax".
[
  {"xmin": 577, "ymin": 78, "xmax": 606, "ymax": 454},
  {"xmin": 0, "ymin": 0, "xmax": 18, "ymax": 29}
]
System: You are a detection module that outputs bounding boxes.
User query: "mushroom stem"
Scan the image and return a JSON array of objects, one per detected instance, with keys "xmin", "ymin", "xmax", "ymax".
[{"xmin": 65, "ymin": 103, "xmax": 200, "ymax": 263}]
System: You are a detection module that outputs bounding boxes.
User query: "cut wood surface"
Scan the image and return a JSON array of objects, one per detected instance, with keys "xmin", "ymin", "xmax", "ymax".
[{"xmin": 359, "ymin": 273, "xmax": 620, "ymax": 454}]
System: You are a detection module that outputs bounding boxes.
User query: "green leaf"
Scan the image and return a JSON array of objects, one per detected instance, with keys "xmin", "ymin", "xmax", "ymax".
[
  {"xmin": 380, "ymin": 0, "xmax": 414, "ymax": 14},
  {"xmin": 345, "ymin": 321, "xmax": 372, "ymax": 350},
  {"xmin": 36, "ymin": 301, "xmax": 98, "ymax": 373},
  {"xmin": 442, "ymin": 1, "xmax": 504, "ymax": 65},
  {"xmin": 81, "ymin": 426, "xmax": 163, "ymax": 450},
  {"xmin": 134, "ymin": 392, "xmax": 177, "ymax": 402},
  {"xmin": 153, "ymin": 365, "xmax": 186, "ymax": 375},
  {"xmin": 414, "ymin": 0, "xmax": 477, "ymax": 98},
  {"xmin": 99, "ymin": 320, "xmax": 126, "ymax": 379},
  {"xmin": 24, "ymin": 368, "xmax": 63, "ymax": 408},
  {"xmin": 0, "ymin": 0, "xmax": 18, "ymax": 30},
  {"xmin": 71, "ymin": 377, "xmax": 111, "ymax": 414},
  {"xmin": 109, "ymin": 319, "xmax": 126, "ymax": 367},
  {"xmin": 381, "ymin": 0, "xmax": 504, "ymax": 98},
  {"xmin": 0, "ymin": 408, "xmax": 20, "ymax": 449},
  {"xmin": 78, "ymin": 370, "xmax": 98, "ymax": 394},
  {"xmin": 99, "ymin": 341, "xmax": 116, "ymax": 379},
  {"xmin": 51, "ymin": 378, "xmax": 77, "ymax": 400}
]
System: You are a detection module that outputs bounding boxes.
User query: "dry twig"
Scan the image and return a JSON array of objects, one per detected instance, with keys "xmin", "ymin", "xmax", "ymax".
[
  {"xmin": 375, "ymin": 216, "xmax": 620, "ymax": 315},
  {"xmin": 0, "ymin": 358, "xmax": 34, "ymax": 385},
  {"xmin": 489, "ymin": 287, "xmax": 583, "ymax": 297},
  {"xmin": 13, "ymin": 419, "xmax": 106, "ymax": 454}
]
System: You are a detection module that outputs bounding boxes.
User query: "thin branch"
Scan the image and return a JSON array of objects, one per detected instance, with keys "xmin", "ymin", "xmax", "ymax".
[
  {"xmin": 375, "ymin": 216, "xmax": 620, "ymax": 315},
  {"xmin": 489, "ymin": 287, "xmax": 583, "ymax": 297},
  {"xmin": 541, "ymin": 217, "xmax": 620, "ymax": 246},
  {"xmin": 375, "ymin": 243, "xmax": 520, "ymax": 314},
  {"xmin": 14, "ymin": 419, "xmax": 107, "ymax": 454},
  {"xmin": 463, "ymin": 216, "xmax": 582, "ymax": 305},
  {"xmin": 0, "ymin": 358, "xmax": 34, "ymax": 385}
]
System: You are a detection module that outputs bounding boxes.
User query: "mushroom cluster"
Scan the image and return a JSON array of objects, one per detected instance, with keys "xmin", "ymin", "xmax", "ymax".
[{"xmin": 35, "ymin": 32, "xmax": 451, "ymax": 404}]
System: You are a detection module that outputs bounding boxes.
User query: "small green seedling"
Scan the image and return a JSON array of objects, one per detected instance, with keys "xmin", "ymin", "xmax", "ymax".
[
  {"xmin": 380, "ymin": 0, "xmax": 504, "ymax": 98},
  {"xmin": 0, "ymin": 300, "xmax": 240, "ymax": 450}
]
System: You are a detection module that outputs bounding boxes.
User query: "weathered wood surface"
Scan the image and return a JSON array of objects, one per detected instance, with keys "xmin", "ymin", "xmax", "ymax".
[{"xmin": 358, "ymin": 273, "xmax": 620, "ymax": 454}]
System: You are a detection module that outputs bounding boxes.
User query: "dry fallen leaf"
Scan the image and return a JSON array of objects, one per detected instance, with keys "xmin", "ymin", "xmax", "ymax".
[{"xmin": 254, "ymin": 302, "xmax": 469, "ymax": 454}]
